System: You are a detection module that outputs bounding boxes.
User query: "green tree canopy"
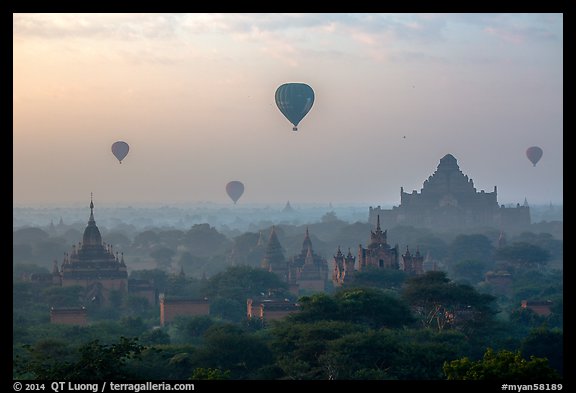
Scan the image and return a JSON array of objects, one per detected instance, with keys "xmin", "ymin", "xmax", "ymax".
[
  {"xmin": 449, "ymin": 259, "xmax": 489, "ymax": 284},
  {"xmin": 270, "ymin": 320, "xmax": 366, "ymax": 380},
  {"xmin": 449, "ymin": 234, "xmax": 494, "ymax": 265},
  {"xmin": 15, "ymin": 337, "xmax": 145, "ymax": 380},
  {"xmin": 191, "ymin": 323, "xmax": 274, "ymax": 380},
  {"xmin": 495, "ymin": 242, "xmax": 550, "ymax": 269},
  {"xmin": 521, "ymin": 328, "xmax": 563, "ymax": 377},
  {"xmin": 443, "ymin": 348, "xmax": 560, "ymax": 380},
  {"xmin": 203, "ymin": 265, "xmax": 289, "ymax": 300},
  {"xmin": 293, "ymin": 288, "xmax": 414, "ymax": 329},
  {"xmin": 347, "ymin": 266, "xmax": 407, "ymax": 290},
  {"xmin": 402, "ymin": 271, "xmax": 497, "ymax": 333},
  {"xmin": 184, "ymin": 223, "xmax": 232, "ymax": 257}
]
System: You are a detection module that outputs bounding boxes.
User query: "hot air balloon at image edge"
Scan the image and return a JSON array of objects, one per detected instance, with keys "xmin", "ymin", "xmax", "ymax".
[
  {"xmin": 275, "ymin": 82, "xmax": 315, "ymax": 132},
  {"xmin": 111, "ymin": 141, "xmax": 130, "ymax": 164},
  {"xmin": 526, "ymin": 146, "xmax": 543, "ymax": 167},
  {"xmin": 226, "ymin": 181, "xmax": 245, "ymax": 204}
]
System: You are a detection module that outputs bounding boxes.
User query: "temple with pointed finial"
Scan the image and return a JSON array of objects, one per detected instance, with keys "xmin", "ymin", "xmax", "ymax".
[
  {"xmin": 282, "ymin": 201, "xmax": 294, "ymax": 213},
  {"xmin": 55, "ymin": 195, "xmax": 128, "ymax": 306},
  {"xmin": 358, "ymin": 215, "xmax": 399, "ymax": 271},
  {"xmin": 332, "ymin": 247, "xmax": 356, "ymax": 287},
  {"xmin": 369, "ymin": 154, "xmax": 531, "ymax": 230},
  {"xmin": 289, "ymin": 227, "xmax": 329, "ymax": 293},
  {"xmin": 261, "ymin": 226, "xmax": 289, "ymax": 282},
  {"xmin": 400, "ymin": 246, "xmax": 424, "ymax": 275},
  {"xmin": 333, "ymin": 215, "xmax": 424, "ymax": 287}
]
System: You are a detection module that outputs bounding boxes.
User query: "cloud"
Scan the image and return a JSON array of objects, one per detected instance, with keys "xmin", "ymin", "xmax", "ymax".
[
  {"xmin": 483, "ymin": 25, "xmax": 559, "ymax": 45},
  {"xmin": 13, "ymin": 13, "xmax": 186, "ymax": 41},
  {"xmin": 13, "ymin": 13, "xmax": 562, "ymax": 67}
]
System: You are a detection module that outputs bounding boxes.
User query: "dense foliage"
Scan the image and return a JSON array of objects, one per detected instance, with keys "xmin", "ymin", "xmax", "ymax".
[{"xmin": 13, "ymin": 221, "xmax": 563, "ymax": 380}]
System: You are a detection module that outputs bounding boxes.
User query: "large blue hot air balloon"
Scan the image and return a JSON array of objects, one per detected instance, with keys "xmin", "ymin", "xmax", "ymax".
[
  {"xmin": 111, "ymin": 141, "xmax": 130, "ymax": 164},
  {"xmin": 275, "ymin": 83, "xmax": 315, "ymax": 131}
]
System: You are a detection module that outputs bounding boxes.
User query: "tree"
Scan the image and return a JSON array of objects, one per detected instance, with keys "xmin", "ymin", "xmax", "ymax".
[
  {"xmin": 157, "ymin": 229, "xmax": 185, "ymax": 249},
  {"xmin": 139, "ymin": 329, "xmax": 170, "ymax": 345},
  {"xmin": 321, "ymin": 211, "xmax": 339, "ymax": 223},
  {"xmin": 104, "ymin": 231, "xmax": 132, "ymax": 250},
  {"xmin": 443, "ymin": 348, "xmax": 560, "ymax": 380},
  {"xmin": 334, "ymin": 288, "xmax": 414, "ymax": 328},
  {"xmin": 209, "ymin": 297, "xmax": 245, "ymax": 322},
  {"xmin": 495, "ymin": 242, "xmax": 550, "ymax": 270},
  {"xmin": 13, "ymin": 227, "xmax": 49, "ymax": 244},
  {"xmin": 150, "ymin": 247, "xmax": 176, "ymax": 270},
  {"xmin": 184, "ymin": 224, "xmax": 232, "ymax": 257},
  {"xmin": 43, "ymin": 285, "xmax": 85, "ymax": 308},
  {"xmin": 521, "ymin": 328, "xmax": 563, "ymax": 377},
  {"xmin": 13, "ymin": 244, "xmax": 34, "ymax": 265},
  {"xmin": 270, "ymin": 320, "xmax": 366, "ymax": 380},
  {"xmin": 449, "ymin": 259, "xmax": 488, "ymax": 284},
  {"xmin": 449, "ymin": 234, "xmax": 494, "ymax": 265},
  {"xmin": 509, "ymin": 307, "xmax": 548, "ymax": 328},
  {"xmin": 348, "ymin": 266, "xmax": 407, "ymax": 291},
  {"xmin": 124, "ymin": 295, "xmax": 151, "ymax": 316},
  {"xmin": 123, "ymin": 344, "xmax": 196, "ymax": 380},
  {"xmin": 119, "ymin": 316, "xmax": 148, "ymax": 337},
  {"xmin": 231, "ymin": 232, "xmax": 263, "ymax": 267},
  {"xmin": 13, "ymin": 263, "xmax": 49, "ymax": 279},
  {"xmin": 14, "ymin": 339, "xmax": 75, "ymax": 379},
  {"xmin": 35, "ymin": 239, "xmax": 68, "ymax": 264},
  {"xmin": 15, "ymin": 337, "xmax": 145, "ymax": 380},
  {"xmin": 191, "ymin": 324, "xmax": 274, "ymax": 379},
  {"xmin": 317, "ymin": 330, "xmax": 400, "ymax": 380},
  {"xmin": 293, "ymin": 288, "xmax": 414, "ymax": 329},
  {"xmin": 203, "ymin": 265, "xmax": 289, "ymax": 300},
  {"xmin": 133, "ymin": 230, "xmax": 160, "ymax": 248},
  {"xmin": 61, "ymin": 228, "xmax": 83, "ymax": 246},
  {"xmin": 169, "ymin": 315, "xmax": 218, "ymax": 344},
  {"xmin": 291, "ymin": 293, "xmax": 340, "ymax": 323},
  {"xmin": 130, "ymin": 269, "xmax": 169, "ymax": 293},
  {"xmin": 178, "ymin": 251, "xmax": 202, "ymax": 272},
  {"xmin": 402, "ymin": 271, "xmax": 497, "ymax": 334},
  {"xmin": 513, "ymin": 232, "xmax": 563, "ymax": 262},
  {"xmin": 413, "ymin": 234, "xmax": 449, "ymax": 261}
]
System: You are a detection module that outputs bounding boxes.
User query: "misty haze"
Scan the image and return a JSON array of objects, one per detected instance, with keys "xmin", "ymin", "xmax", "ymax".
[{"xmin": 13, "ymin": 13, "xmax": 562, "ymax": 383}]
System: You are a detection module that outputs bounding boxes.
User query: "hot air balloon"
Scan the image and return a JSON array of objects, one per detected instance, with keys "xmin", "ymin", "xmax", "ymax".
[
  {"xmin": 526, "ymin": 146, "xmax": 543, "ymax": 167},
  {"xmin": 111, "ymin": 141, "xmax": 130, "ymax": 164},
  {"xmin": 226, "ymin": 181, "xmax": 244, "ymax": 204},
  {"xmin": 275, "ymin": 82, "xmax": 315, "ymax": 131}
]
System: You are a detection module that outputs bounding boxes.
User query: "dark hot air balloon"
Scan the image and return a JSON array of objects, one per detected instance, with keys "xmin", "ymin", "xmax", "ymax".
[
  {"xmin": 226, "ymin": 181, "xmax": 244, "ymax": 204},
  {"xmin": 111, "ymin": 141, "xmax": 130, "ymax": 164},
  {"xmin": 275, "ymin": 82, "xmax": 315, "ymax": 131},
  {"xmin": 526, "ymin": 146, "xmax": 543, "ymax": 167}
]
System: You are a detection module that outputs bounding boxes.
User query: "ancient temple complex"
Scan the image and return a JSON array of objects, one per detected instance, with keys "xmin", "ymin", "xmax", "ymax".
[
  {"xmin": 260, "ymin": 226, "xmax": 289, "ymax": 282},
  {"xmin": 260, "ymin": 226, "xmax": 329, "ymax": 294},
  {"xmin": 333, "ymin": 216, "xmax": 424, "ymax": 287},
  {"xmin": 369, "ymin": 154, "xmax": 530, "ymax": 230},
  {"xmin": 53, "ymin": 196, "xmax": 128, "ymax": 305},
  {"xmin": 289, "ymin": 227, "xmax": 329, "ymax": 293}
]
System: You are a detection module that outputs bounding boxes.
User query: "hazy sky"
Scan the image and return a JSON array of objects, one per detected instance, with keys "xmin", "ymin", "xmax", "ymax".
[{"xmin": 13, "ymin": 13, "xmax": 563, "ymax": 207}]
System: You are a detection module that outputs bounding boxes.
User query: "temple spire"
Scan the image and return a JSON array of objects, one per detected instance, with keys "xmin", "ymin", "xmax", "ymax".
[
  {"xmin": 301, "ymin": 226, "xmax": 313, "ymax": 254},
  {"xmin": 89, "ymin": 193, "xmax": 95, "ymax": 223},
  {"xmin": 256, "ymin": 230, "xmax": 265, "ymax": 247}
]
